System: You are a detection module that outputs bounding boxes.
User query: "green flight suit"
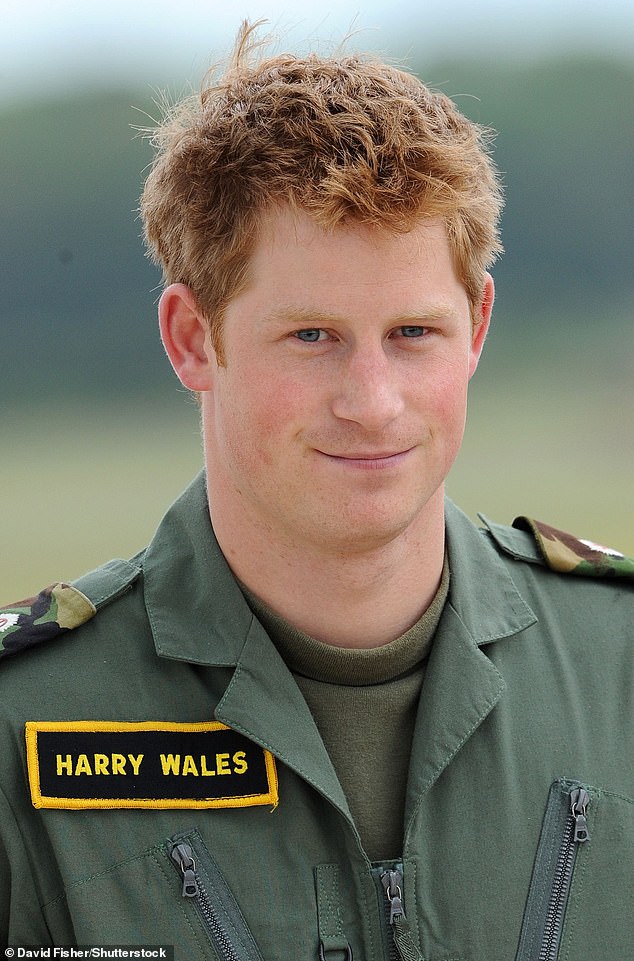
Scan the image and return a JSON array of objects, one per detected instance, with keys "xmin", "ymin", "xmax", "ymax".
[{"xmin": 1, "ymin": 472, "xmax": 633, "ymax": 960}]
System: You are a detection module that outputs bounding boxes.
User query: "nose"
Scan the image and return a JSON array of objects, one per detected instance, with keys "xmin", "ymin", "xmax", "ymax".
[{"xmin": 331, "ymin": 344, "xmax": 405, "ymax": 431}]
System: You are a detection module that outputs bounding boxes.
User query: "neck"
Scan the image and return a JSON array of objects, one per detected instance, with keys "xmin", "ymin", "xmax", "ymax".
[{"xmin": 207, "ymin": 479, "xmax": 446, "ymax": 650}]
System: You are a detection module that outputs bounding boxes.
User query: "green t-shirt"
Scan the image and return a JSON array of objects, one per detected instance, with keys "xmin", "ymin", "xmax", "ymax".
[{"xmin": 241, "ymin": 560, "xmax": 450, "ymax": 860}]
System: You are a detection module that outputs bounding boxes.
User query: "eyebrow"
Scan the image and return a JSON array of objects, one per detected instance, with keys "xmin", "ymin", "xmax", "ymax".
[{"xmin": 264, "ymin": 305, "xmax": 457, "ymax": 327}]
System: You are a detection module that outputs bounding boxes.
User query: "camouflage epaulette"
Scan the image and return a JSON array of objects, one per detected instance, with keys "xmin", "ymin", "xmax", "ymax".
[
  {"xmin": 512, "ymin": 517, "xmax": 634, "ymax": 580},
  {"xmin": 481, "ymin": 512, "xmax": 634, "ymax": 580},
  {"xmin": 0, "ymin": 584, "xmax": 96, "ymax": 661},
  {"xmin": 0, "ymin": 558, "xmax": 142, "ymax": 661}
]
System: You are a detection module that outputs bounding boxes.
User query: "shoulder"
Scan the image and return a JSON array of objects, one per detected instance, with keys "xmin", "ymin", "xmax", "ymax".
[
  {"xmin": 479, "ymin": 513, "xmax": 634, "ymax": 582},
  {"xmin": 0, "ymin": 555, "xmax": 144, "ymax": 662}
]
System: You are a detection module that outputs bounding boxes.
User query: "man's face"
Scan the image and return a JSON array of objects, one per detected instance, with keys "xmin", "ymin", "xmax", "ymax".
[{"xmin": 202, "ymin": 207, "xmax": 491, "ymax": 555}]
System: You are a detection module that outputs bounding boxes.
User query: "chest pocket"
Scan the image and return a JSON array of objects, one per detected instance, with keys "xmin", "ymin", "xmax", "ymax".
[
  {"xmin": 53, "ymin": 829, "xmax": 264, "ymax": 960},
  {"xmin": 515, "ymin": 779, "xmax": 634, "ymax": 961}
]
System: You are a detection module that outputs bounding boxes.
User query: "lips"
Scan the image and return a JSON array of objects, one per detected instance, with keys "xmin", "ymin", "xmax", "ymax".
[
  {"xmin": 319, "ymin": 448, "xmax": 413, "ymax": 459},
  {"xmin": 315, "ymin": 447, "xmax": 415, "ymax": 469}
]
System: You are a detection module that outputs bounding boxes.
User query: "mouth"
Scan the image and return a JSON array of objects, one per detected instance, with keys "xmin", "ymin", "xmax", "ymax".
[{"xmin": 316, "ymin": 448, "xmax": 415, "ymax": 470}]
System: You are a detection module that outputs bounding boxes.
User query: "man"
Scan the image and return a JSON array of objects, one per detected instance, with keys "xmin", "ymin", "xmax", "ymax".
[{"xmin": 1, "ymin": 24, "xmax": 633, "ymax": 960}]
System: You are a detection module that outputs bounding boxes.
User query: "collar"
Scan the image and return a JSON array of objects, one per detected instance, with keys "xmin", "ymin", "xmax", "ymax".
[
  {"xmin": 444, "ymin": 499, "xmax": 537, "ymax": 645},
  {"xmin": 143, "ymin": 471, "xmax": 253, "ymax": 666},
  {"xmin": 143, "ymin": 473, "xmax": 536, "ymax": 667}
]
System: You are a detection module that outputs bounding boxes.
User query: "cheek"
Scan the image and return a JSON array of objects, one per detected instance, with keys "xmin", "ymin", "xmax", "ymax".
[
  {"xmin": 423, "ymin": 359, "xmax": 470, "ymax": 423},
  {"xmin": 218, "ymin": 376, "xmax": 305, "ymax": 467}
]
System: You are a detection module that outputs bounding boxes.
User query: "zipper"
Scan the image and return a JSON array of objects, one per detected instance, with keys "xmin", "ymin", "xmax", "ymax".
[
  {"xmin": 537, "ymin": 787, "xmax": 590, "ymax": 961},
  {"xmin": 169, "ymin": 835, "xmax": 264, "ymax": 961},
  {"xmin": 379, "ymin": 867, "xmax": 423, "ymax": 961},
  {"xmin": 515, "ymin": 781, "xmax": 591, "ymax": 961}
]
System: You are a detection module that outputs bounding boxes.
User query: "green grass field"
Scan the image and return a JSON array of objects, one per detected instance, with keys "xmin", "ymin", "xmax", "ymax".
[{"xmin": 2, "ymin": 349, "xmax": 632, "ymax": 606}]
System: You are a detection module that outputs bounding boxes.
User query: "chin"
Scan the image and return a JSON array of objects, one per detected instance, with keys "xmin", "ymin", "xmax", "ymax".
[{"xmin": 311, "ymin": 508, "xmax": 423, "ymax": 555}]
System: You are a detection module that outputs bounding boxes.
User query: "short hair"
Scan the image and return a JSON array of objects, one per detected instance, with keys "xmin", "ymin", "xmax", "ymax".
[{"xmin": 141, "ymin": 22, "xmax": 504, "ymax": 361}]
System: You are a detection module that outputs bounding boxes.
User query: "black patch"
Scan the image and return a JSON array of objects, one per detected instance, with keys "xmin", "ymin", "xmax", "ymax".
[{"xmin": 26, "ymin": 721, "xmax": 278, "ymax": 809}]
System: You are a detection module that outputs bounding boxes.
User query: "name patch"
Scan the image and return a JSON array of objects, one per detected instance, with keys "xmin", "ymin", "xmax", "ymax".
[{"xmin": 25, "ymin": 720, "xmax": 278, "ymax": 810}]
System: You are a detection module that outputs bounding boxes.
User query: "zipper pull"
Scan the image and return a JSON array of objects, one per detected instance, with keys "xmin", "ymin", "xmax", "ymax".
[
  {"xmin": 380, "ymin": 869, "xmax": 424, "ymax": 961},
  {"xmin": 170, "ymin": 842, "xmax": 200, "ymax": 898},
  {"xmin": 381, "ymin": 869, "xmax": 405, "ymax": 924},
  {"xmin": 570, "ymin": 787, "xmax": 590, "ymax": 843}
]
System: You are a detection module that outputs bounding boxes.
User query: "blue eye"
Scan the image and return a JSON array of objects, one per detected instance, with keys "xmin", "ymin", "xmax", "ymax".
[
  {"xmin": 294, "ymin": 329, "xmax": 324, "ymax": 342},
  {"xmin": 400, "ymin": 326, "xmax": 426, "ymax": 337}
]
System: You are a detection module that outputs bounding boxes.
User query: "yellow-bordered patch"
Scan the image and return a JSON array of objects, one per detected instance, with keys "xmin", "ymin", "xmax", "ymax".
[{"xmin": 25, "ymin": 720, "xmax": 278, "ymax": 810}]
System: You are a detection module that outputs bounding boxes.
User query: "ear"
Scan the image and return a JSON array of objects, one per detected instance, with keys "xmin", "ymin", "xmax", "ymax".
[
  {"xmin": 468, "ymin": 272, "xmax": 494, "ymax": 378},
  {"xmin": 159, "ymin": 284, "xmax": 216, "ymax": 391}
]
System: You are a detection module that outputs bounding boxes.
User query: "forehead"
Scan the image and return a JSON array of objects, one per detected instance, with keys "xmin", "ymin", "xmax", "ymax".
[
  {"xmin": 254, "ymin": 205, "xmax": 449, "ymax": 264},
  {"xmin": 242, "ymin": 206, "xmax": 466, "ymax": 313}
]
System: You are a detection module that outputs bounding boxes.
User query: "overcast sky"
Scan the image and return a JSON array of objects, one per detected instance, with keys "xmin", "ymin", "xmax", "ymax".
[{"xmin": 2, "ymin": 0, "xmax": 633, "ymax": 102}]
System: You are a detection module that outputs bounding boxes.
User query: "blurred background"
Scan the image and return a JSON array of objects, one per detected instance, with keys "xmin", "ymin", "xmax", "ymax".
[{"xmin": 2, "ymin": 0, "xmax": 633, "ymax": 602}]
